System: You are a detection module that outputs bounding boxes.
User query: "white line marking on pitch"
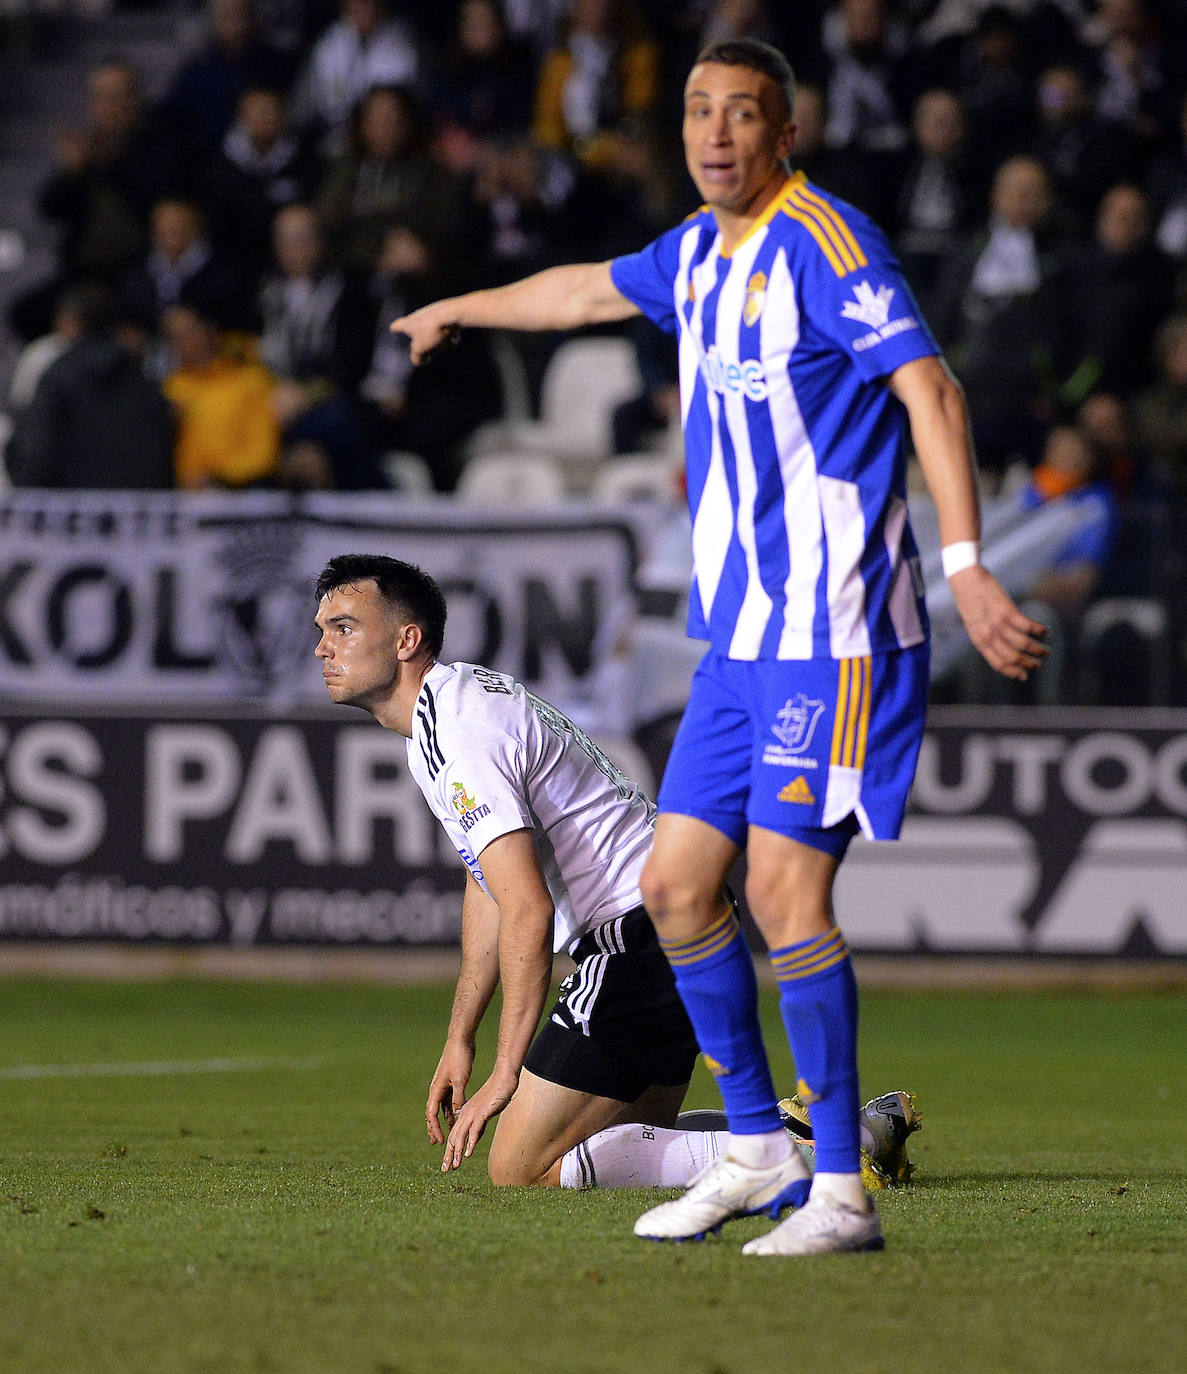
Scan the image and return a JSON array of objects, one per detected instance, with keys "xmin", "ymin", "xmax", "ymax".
[{"xmin": 0, "ymin": 1056, "xmax": 323, "ymax": 1079}]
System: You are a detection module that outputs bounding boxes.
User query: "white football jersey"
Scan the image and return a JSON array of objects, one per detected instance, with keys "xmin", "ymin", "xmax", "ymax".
[{"xmin": 406, "ymin": 662, "xmax": 657, "ymax": 955}]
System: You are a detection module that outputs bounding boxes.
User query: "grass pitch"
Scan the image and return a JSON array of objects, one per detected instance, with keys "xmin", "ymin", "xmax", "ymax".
[{"xmin": 1, "ymin": 975, "xmax": 1184, "ymax": 1374}]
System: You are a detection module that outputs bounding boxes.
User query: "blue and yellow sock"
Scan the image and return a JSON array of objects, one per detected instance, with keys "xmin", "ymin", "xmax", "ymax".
[
  {"xmin": 659, "ymin": 908, "xmax": 782, "ymax": 1135},
  {"xmin": 771, "ymin": 926, "xmax": 860, "ymax": 1174}
]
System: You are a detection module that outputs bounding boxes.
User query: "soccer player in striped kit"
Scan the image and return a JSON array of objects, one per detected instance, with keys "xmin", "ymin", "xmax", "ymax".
[{"xmin": 393, "ymin": 38, "xmax": 1046, "ymax": 1254}]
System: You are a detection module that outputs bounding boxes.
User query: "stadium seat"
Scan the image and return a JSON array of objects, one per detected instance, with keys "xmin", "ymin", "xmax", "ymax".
[
  {"xmin": 380, "ymin": 450, "xmax": 435, "ymax": 496},
  {"xmin": 591, "ymin": 453, "xmax": 681, "ymax": 504},
  {"xmin": 466, "ymin": 336, "xmax": 642, "ymax": 467},
  {"xmin": 1078, "ymin": 597, "xmax": 1170, "ymax": 705},
  {"xmin": 455, "ymin": 452, "xmax": 568, "ymax": 506}
]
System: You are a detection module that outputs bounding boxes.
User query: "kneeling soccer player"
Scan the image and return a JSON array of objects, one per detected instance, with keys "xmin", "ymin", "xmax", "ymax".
[{"xmin": 314, "ymin": 553, "xmax": 921, "ymax": 1194}]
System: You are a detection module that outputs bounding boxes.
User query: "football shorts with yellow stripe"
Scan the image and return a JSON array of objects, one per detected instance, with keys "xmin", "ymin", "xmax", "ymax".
[{"xmin": 656, "ymin": 643, "xmax": 929, "ymax": 851}]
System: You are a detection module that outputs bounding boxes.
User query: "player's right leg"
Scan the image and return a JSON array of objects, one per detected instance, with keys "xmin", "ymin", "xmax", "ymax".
[{"xmin": 636, "ymin": 782, "xmax": 811, "ymax": 1237}]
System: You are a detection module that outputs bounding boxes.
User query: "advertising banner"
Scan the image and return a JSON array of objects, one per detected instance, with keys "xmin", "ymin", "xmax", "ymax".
[
  {"xmin": 0, "ymin": 490, "xmax": 641, "ymax": 720},
  {"xmin": 1, "ymin": 705, "xmax": 1185, "ymax": 954},
  {"xmin": 837, "ymin": 708, "xmax": 1187, "ymax": 955}
]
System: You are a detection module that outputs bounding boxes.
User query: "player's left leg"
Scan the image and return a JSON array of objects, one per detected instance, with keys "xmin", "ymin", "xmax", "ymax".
[
  {"xmin": 490, "ymin": 904, "xmax": 705, "ymax": 1186},
  {"xmin": 739, "ymin": 646, "xmax": 929, "ymax": 1255},
  {"xmin": 738, "ymin": 825, "xmax": 883, "ymax": 1255},
  {"xmin": 488, "ymin": 1072, "xmax": 688, "ymax": 1185}
]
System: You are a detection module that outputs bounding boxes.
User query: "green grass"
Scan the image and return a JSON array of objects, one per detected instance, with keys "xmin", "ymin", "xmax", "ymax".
[{"xmin": 1, "ymin": 977, "xmax": 1185, "ymax": 1374}]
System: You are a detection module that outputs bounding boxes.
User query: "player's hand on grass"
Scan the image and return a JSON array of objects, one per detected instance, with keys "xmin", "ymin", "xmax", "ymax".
[
  {"xmin": 389, "ymin": 301, "xmax": 462, "ymax": 365},
  {"xmin": 426, "ymin": 1041, "xmax": 475, "ymax": 1145},
  {"xmin": 439, "ymin": 1066, "xmax": 519, "ymax": 1172},
  {"xmin": 949, "ymin": 565, "xmax": 1048, "ymax": 681}
]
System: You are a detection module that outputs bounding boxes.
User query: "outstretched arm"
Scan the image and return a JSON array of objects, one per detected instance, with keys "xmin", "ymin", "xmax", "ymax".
[
  {"xmin": 390, "ymin": 260, "xmax": 639, "ymax": 363},
  {"xmin": 425, "ymin": 871, "xmax": 501, "ymax": 1146},
  {"xmin": 889, "ymin": 354, "xmax": 1048, "ymax": 681},
  {"xmin": 438, "ymin": 829, "xmax": 556, "ymax": 1170}
]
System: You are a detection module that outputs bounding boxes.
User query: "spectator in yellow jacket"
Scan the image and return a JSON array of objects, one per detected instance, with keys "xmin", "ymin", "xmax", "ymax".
[{"xmin": 162, "ymin": 297, "xmax": 280, "ymax": 488}]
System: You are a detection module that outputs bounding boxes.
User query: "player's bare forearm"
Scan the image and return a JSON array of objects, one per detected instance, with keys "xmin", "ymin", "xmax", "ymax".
[
  {"xmin": 426, "ymin": 876, "xmax": 501, "ymax": 1143},
  {"xmin": 889, "ymin": 355, "xmax": 981, "ymax": 546},
  {"xmin": 491, "ymin": 903, "xmax": 554, "ymax": 1081},
  {"xmin": 890, "ymin": 355, "xmax": 1047, "ymax": 680},
  {"xmin": 390, "ymin": 261, "xmax": 638, "ymax": 363},
  {"xmin": 438, "ymin": 832, "xmax": 556, "ymax": 1169},
  {"xmin": 443, "ymin": 875, "xmax": 501, "ymax": 1047}
]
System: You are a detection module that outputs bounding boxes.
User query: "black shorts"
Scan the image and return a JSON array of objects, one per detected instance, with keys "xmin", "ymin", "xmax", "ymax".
[{"xmin": 522, "ymin": 906, "xmax": 699, "ymax": 1103}]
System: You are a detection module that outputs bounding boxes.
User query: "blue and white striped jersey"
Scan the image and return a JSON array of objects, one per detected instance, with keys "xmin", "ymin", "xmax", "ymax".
[{"xmin": 611, "ymin": 172, "xmax": 938, "ymax": 661}]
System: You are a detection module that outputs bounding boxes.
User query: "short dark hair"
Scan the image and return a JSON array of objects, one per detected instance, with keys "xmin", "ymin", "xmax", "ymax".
[
  {"xmin": 693, "ymin": 38, "xmax": 796, "ymax": 122},
  {"xmin": 315, "ymin": 554, "xmax": 447, "ymax": 658}
]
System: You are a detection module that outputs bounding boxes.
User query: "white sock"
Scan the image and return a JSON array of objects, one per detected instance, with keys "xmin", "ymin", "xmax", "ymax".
[
  {"xmin": 810, "ymin": 1171, "xmax": 868, "ymax": 1210},
  {"xmin": 726, "ymin": 1128, "xmax": 797, "ymax": 1170},
  {"xmin": 559, "ymin": 1124, "xmax": 726, "ymax": 1188}
]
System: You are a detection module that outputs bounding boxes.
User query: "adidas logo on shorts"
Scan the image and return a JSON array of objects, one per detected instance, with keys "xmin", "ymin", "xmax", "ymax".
[{"xmin": 778, "ymin": 776, "xmax": 815, "ymax": 805}]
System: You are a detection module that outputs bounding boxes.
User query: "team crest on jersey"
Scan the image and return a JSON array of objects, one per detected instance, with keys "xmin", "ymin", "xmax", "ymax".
[{"xmin": 743, "ymin": 270, "xmax": 767, "ymax": 327}]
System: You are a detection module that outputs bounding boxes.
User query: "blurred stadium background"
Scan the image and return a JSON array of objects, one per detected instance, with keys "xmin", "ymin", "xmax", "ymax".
[
  {"xmin": 4, "ymin": 8, "xmax": 1187, "ymax": 1370},
  {"xmin": 2, "ymin": 0, "xmax": 1187, "ymax": 966}
]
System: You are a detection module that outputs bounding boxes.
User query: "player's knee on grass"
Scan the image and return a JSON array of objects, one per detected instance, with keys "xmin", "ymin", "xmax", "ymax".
[{"xmin": 486, "ymin": 1136, "xmax": 559, "ymax": 1187}]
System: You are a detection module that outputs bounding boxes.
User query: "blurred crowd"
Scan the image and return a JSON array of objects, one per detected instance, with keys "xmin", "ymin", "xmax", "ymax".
[{"xmin": 6, "ymin": 0, "xmax": 1187, "ymax": 615}]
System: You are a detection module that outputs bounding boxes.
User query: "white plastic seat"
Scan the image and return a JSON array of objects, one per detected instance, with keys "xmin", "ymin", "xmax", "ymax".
[
  {"xmin": 591, "ymin": 454, "xmax": 681, "ymax": 504},
  {"xmin": 468, "ymin": 336, "xmax": 642, "ymax": 464},
  {"xmin": 455, "ymin": 452, "xmax": 568, "ymax": 506},
  {"xmin": 380, "ymin": 450, "xmax": 435, "ymax": 496}
]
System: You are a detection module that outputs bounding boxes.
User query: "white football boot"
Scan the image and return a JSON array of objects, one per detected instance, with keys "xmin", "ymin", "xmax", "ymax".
[
  {"xmin": 741, "ymin": 1193, "xmax": 885, "ymax": 1256},
  {"xmin": 634, "ymin": 1152, "xmax": 811, "ymax": 1242}
]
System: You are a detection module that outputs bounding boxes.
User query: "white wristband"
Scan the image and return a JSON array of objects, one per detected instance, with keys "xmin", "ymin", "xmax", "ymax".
[{"xmin": 941, "ymin": 540, "xmax": 981, "ymax": 579}]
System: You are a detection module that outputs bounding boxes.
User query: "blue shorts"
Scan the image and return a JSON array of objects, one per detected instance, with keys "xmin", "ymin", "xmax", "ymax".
[{"xmin": 657, "ymin": 644, "xmax": 930, "ymax": 853}]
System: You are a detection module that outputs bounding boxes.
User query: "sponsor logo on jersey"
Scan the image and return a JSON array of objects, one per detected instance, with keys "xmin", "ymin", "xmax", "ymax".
[
  {"xmin": 841, "ymin": 278, "xmax": 920, "ymax": 353},
  {"xmin": 743, "ymin": 270, "xmax": 767, "ymax": 327},
  {"xmin": 778, "ymin": 775, "xmax": 816, "ymax": 805},
  {"xmin": 696, "ymin": 343, "xmax": 768, "ymax": 401},
  {"xmin": 457, "ymin": 845, "xmax": 485, "ymax": 883},
  {"xmin": 450, "ymin": 781, "xmax": 492, "ymax": 833},
  {"xmin": 841, "ymin": 279, "xmax": 895, "ymax": 328}
]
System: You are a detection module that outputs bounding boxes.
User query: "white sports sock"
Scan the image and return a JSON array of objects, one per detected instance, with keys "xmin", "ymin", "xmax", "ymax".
[
  {"xmin": 809, "ymin": 1170, "xmax": 868, "ymax": 1210},
  {"xmin": 726, "ymin": 1128, "xmax": 795, "ymax": 1170},
  {"xmin": 559, "ymin": 1123, "xmax": 725, "ymax": 1188}
]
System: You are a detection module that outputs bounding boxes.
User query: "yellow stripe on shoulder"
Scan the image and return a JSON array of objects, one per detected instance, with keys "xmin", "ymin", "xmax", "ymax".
[
  {"xmin": 782, "ymin": 201, "xmax": 848, "ymax": 276},
  {"xmin": 785, "ymin": 183, "xmax": 868, "ymax": 275},
  {"xmin": 794, "ymin": 183, "xmax": 868, "ymax": 270}
]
